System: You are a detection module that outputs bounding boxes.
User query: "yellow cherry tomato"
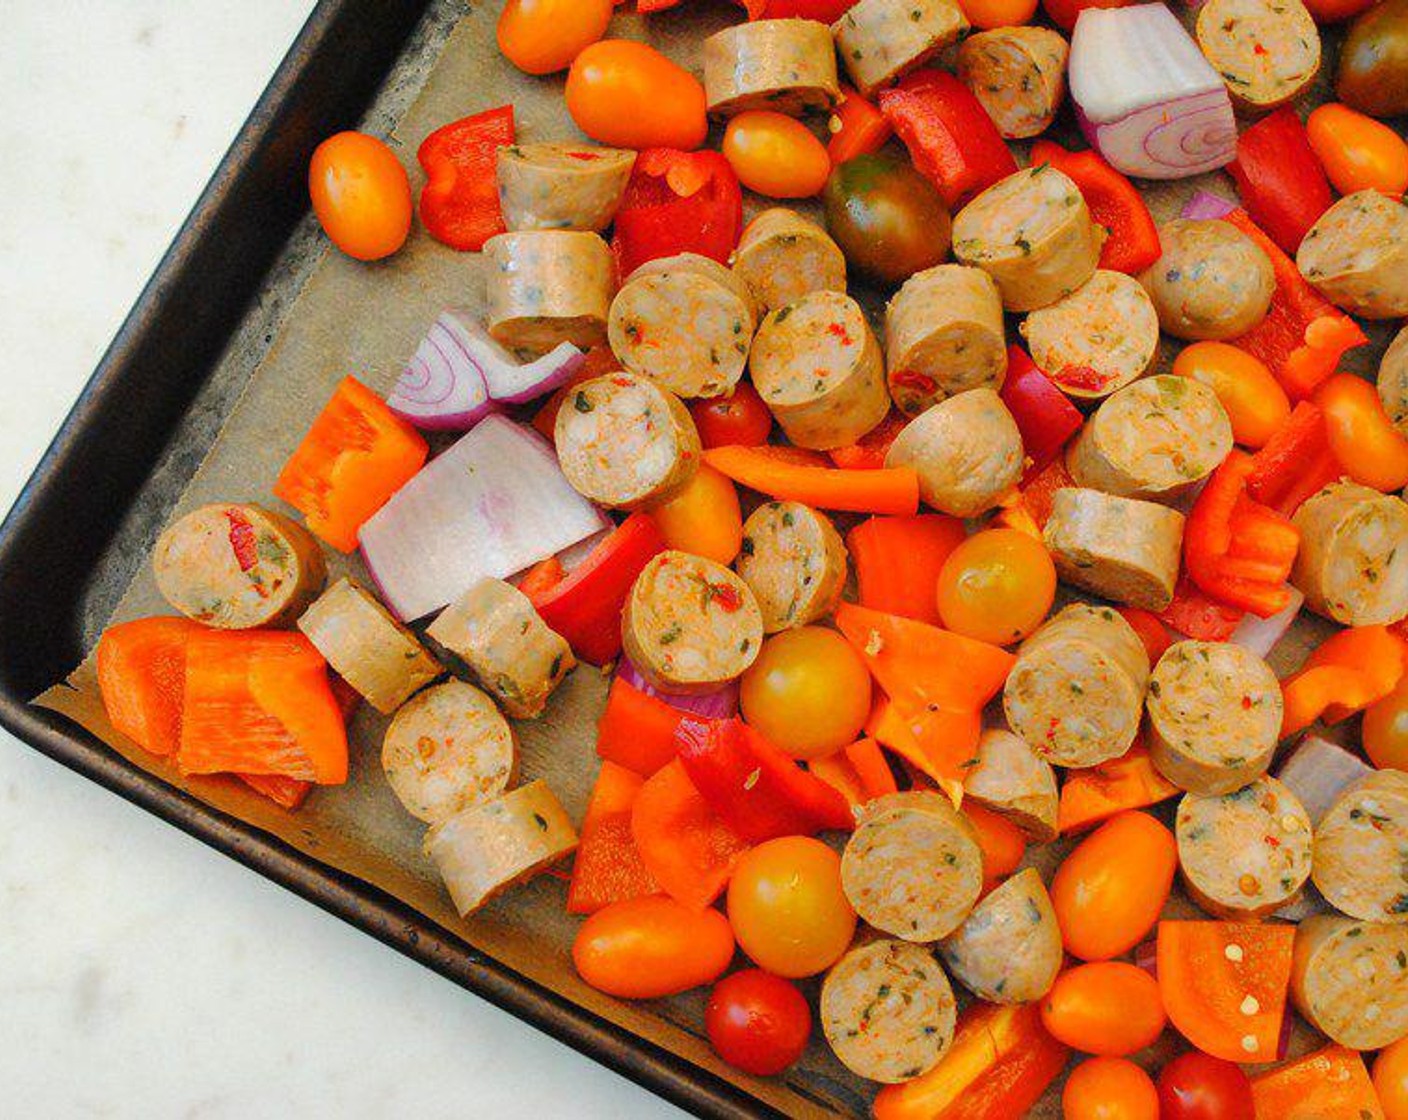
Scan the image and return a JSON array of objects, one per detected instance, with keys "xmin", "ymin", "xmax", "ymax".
[
  {"xmin": 1307, "ymin": 103, "xmax": 1408, "ymax": 198},
  {"xmin": 739, "ymin": 627, "xmax": 872, "ymax": 760},
  {"xmin": 726, "ymin": 837, "xmax": 856, "ymax": 978},
  {"xmin": 960, "ymin": 0, "xmax": 1041, "ymax": 28},
  {"xmin": 566, "ymin": 41, "xmax": 708, "ymax": 151},
  {"xmin": 1171, "ymin": 341, "xmax": 1291, "ymax": 449},
  {"xmin": 1039, "ymin": 962, "xmax": 1167, "ymax": 1057},
  {"xmin": 1363, "ymin": 676, "xmax": 1408, "ymax": 770},
  {"xmin": 1375, "ymin": 1036, "xmax": 1408, "ymax": 1120},
  {"xmin": 935, "ymin": 528, "xmax": 1057, "ymax": 645},
  {"xmin": 722, "ymin": 112, "xmax": 831, "ymax": 199},
  {"xmin": 646, "ymin": 464, "xmax": 743, "ymax": 565},
  {"xmin": 1314, "ymin": 372, "xmax": 1408, "ymax": 492},
  {"xmin": 496, "ymin": 0, "xmax": 613, "ymax": 76},
  {"xmin": 308, "ymin": 132, "xmax": 412, "ymax": 262}
]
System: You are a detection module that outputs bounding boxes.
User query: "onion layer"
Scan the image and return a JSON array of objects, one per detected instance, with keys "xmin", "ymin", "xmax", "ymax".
[{"xmin": 616, "ymin": 654, "xmax": 740, "ymax": 717}]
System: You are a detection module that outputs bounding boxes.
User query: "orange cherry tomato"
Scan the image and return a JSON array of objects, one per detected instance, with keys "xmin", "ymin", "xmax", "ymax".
[
  {"xmin": 722, "ymin": 111, "xmax": 831, "ymax": 199},
  {"xmin": 1364, "ymin": 676, "xmax": 1408, "ymax": 770},
  {"xmin": 1314, "ymin": 372, "xmax": 1408, "ymax": 492},
  {"xmin": 307, "ymin": 132, "xmax": 412, "ymax": 262},
  {"xmin": 960, "ymin": 0, "xmax": 1041, "ymax": 27},
  {"xmin": 689, "ymin": 382, "xmax": 774, "ymax": 448},
  {"xmin": 1050, "ymin": 811, "xmax": 1176, "ymax": 961},
  {"xmin": 566, "ymin": 41, "xmax": 708, "ymax": 151},
  {"xmin": 936, "ymin": 528, "xmax": 1057, "ymax": 646},
  {"xmin": 572, "ymin": 895, "xmax": 735, "ymax": 999},
  {"xmin": 740, "ymin": 627, "xmax": 872, "ymax": 760},
  {"xmin": 497, "ymin": 0, "xmax": 612, "ymax": 76},
  {"xmin": 1375, "ymin": 1036, "xmax": 1408, "ymax": 1120},
  {"xmin": 726, "ymin": 836, "xmax": 857, "ymax": 978},
  {"xmin": 1062, "ymin": 1057, "xmax": 1160, "ymax": 1120},
  {"xmin": 1171, "ymin": 342, "xmax": 1291, "ymax": 450},
  {"xmin": 646, "ymin": 464, "xmax": 743, "ymax": 565},
  {"xmin": 1308, "ymin": 103, "xmax": 1408, "ymax": 197},
  {"xmin": 1039, "ymin": 962, "xmax": 1167, "ymax": 1056}
]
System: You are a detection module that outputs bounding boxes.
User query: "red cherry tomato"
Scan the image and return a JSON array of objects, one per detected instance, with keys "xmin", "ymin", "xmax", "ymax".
[
  {"xmin": 308, "ymin": 132, "xmax": 412, "ymax": 261},
  {"xmin": 705, "ymin": 968, "xmax": 812, "ymax": 1076},
  {"xmin": 1063, "ymin": 1057, "xmax": 1160, "ymax": 1120},
  {"xmin": 1156, "ymin": 1052, "xmax": 1255, "ymax": 1120},
  {"xmin": 689, "ymin": 382, "xmax": 774, "ymax": 448}
]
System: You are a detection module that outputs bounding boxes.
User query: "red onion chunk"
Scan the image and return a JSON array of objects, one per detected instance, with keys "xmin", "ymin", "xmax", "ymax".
[
  {"xmin": 1133, "ymin": 935, "xmax": 1158, "ymax": 979},
  {"xmin": 1275, "ymin": 735, "xmax": 1373, "ymax": 827},
  {"xmin": 616, "ymin": 655, "xmax": 740, "ymax": 718},
  {"xmin": 358, "ymin": 415, "xmax": 610, "ymax": 621},
  {"xmin": 387, "ymin": 311, "xmax": 499, "ymax": 431},
  {"xmin": 1180, "ymin": 189, "xmax": 1238, "ymax": 223},
  {"xmin": 1228, "ymin": 586, "xmax": 1302, "ymax": 660}
]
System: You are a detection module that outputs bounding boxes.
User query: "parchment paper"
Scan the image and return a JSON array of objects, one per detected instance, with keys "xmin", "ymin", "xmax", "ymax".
[{"xmin": 33, "ymin": 1, "xmax": 1395, "ymax": 1116}]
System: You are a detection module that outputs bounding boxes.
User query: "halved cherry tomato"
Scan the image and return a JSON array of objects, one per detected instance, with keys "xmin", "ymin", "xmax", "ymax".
[
  {"xmin": 1157, "ymin": 1052, "xmax": 1255, "ymax": 1120},
  {"xmin": 740, "ymin": 627, "xmax": 872, "ymax": 760},
  {"xmin": 689, "ymin": 382, "xmax": 774, "ymax": 448},
  {"xmin": 496, "ymin": 0, "xmax": 612, "ymax": 76},
  {"xmin": 726, "ymin": 836, "xmax": 856, "ymax": 978},
  {"xmin": 1050, "ymin": 811, "xmax": 1176, "ymax": 961},
  {"xmin": 1063, "ymin": 1058, "xmax": 1160, "ymax": 1120},
  {"xmin": 1375, "ymin": 1036, "xmax": 1408, "ymax": 1120},
  {"xmin": 1039, "ymin": 962, "xmax": 1166, "ymax": 1057},
  {"xmin": 572, "ymin": 895, "xmax": 735, "ymax": 999},
  {"xmin": 1362, "ymin": 676, "xmax": 1408, "ymax": 770},
  {"xmin": 566, "ymin": 41, "xmax": 708, "ymax": 151},
  {"xmin": 308, "ymin": 132, "xmax": 412, "ymax": 262},
  {"xmin": 705, "ymin": 969, "xmax": 812, "ymax": 1077},
  {"xmin": 1314, "ymin": 372, "xmax": 1408, "ymax": 492},
  {"xmin": 1171, "ymin": 342, "xmax": 1291, "ymax": 450},
  {"xmin": 960, "ymin": 0, "xmax": 1040, "ymax": 27},
  {"xmin": 646, "ymin": 464, "xmax": 743, "ymax": 565},
  {"xmin": 936, "ymin": 528, "xmax": 1057, "ymax": 646},
  {"xmin": 722, "ymin": 111, "xmax": 831, "ymax": 198},
  {"xmin": 1307, "ymin": 102, "xmax": 1408, "ymax": 197}
]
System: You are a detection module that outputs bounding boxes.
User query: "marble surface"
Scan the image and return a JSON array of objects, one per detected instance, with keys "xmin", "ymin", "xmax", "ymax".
[{"xmin": 0, "ymin": 6, "xmax": 679, "ymax": 1117}]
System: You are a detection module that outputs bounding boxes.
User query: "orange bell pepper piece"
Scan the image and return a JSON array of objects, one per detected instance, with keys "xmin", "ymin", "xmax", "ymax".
[
  {"xmin": 872, "ymin": 1001, "xmax": 1069, "ymax": 1120},
  {"xmin": 273, "ymin": 376, "xmax": 428, "ymax": 552},
  {"xmin": 846, "ymin": 514, "xmax": 967, "ymax": 625},
  {"xmin": 1008, "ymin": 455, "xmax": 1074, "ymax": 532},
  {"xmin": 1156, "ymin": 920, "xmax": 1295, "ymax": 1064},
  {"xmin": 827, "ymin": 85, "xmax": 893, "ymax": 166},
  {"xmin": 704, "ymin": 444, "xmax": 920, "ymax": 515},
  {"xmin": 1057, "ymin": 742, "xmax": 1180, "ymax": 835},
  {"xmin": 595, "ymin": 676, "xmax": 684, "ymax": 777},
  {"xmin": 629, "ymin": 759, "xmax": 749, "ymax": 911},
  {"xmin": 1116, "ymin": 608, "xmax": 1172, "ymax": 664},
  {"xmin": 237, "ymin": 772, "xmax": 313, "ymax": 810},
  {"xmin": 963, "ymin": 802, "xmax": 1027, "ymax": 892},
  {"xmin": 1280, "ymin": 624, "xmax": 1408, "ymax": 736},
  {"xmin": 1251, "ymin": 1045, "xmax": 1385, "ymax": 1120},
  {"xmin": 867, "ymin": 697, "xmax": 981, "ymax": 802},
  {"xmin": 809, "ymin": 736, "xmax": 901, "ymax": 811},
  {"xmin": 96, "ymin": 616, "xmax": 204, "ymax": 757},
  {"xmin": 567, "ymin": 761, "xmax": 661, "ymax": 915}
]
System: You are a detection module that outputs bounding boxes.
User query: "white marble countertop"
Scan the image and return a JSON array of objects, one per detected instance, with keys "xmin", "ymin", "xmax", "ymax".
[{"xmin": 0, "ymin": 6, "xmax": 679, "ymax": 1116}]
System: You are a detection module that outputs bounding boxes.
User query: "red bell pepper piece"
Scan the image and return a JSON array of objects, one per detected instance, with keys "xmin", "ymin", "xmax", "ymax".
[
  {"xmin": 1116, "ymin": 607, "xmax": 1172, "ymax": 664},
  {"xmin": 1227, "ymin": 108, "xmax": 1333, "ymax": 257},
  {"xmin": 525, "ymin": 512, "xmax": 666, "ymax": 665},
  {"xmin": 827, "ymin": 85, "xmax": 893, "ymax": 166},
  {"xmin": 595, "ymin": 676, "xmax": 684, "ymax": 776},
  {"xmin": 1183, "ymin": 451, "xmax": 1300, "ymax": 618},
  {"xmin": 1223, "ymin": 209, "xmax": 1367, "ymax": 401},
  {"xmin": 1029, "ymin": 140, "xmax": 1160, "ymax": 275},
  {"xmin": 611, "ymin": 148, "xmax": 743, "ymax": 278},
  {"xmin": 752, "ymin": 0, "xmax": 857, "ymax": 17},
  {"xmin": 567, "ymin": 761, "xmax": 661, "ymax": 914},
  {"xmin": 416, "ymin": 105, "xmax": 514, "ymax": 251},
  {"xmin": 999, "ymin": 344, "xmax": 1084, "ymax": 480},
  {"xmin": 877, "ymin": 70, "xmax": 1017, "ymax": 210},
  {"xmin": 1245, "ymin": 401, "xmax": 1340, "ymax": 517},
  {"xmin": 1014, "ymin": 455, "xmax": 1075, "ymax": 531},
  {"xmin": 1157, "ymin": 577, "xmax": 1246, "ymax": 641},
  {"xmin": 630, "ymin": 758, "xmax": 749, "ymax": 910},
  {"xmin": 827, "ymin": 411, "xmax": 907, "ymax": 470},
  {"xmin": 847, "ymin": 513, "xmax": 967, "ymax": 625},
  {"xmin": 675, "ymin": 717, "xmax": 854, "ymax": 842}
]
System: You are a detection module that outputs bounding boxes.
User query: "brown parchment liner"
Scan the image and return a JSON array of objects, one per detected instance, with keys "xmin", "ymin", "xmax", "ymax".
[{"xmin": 34, "ymin": 2, "xmax": 1394, "ymax": 1116}]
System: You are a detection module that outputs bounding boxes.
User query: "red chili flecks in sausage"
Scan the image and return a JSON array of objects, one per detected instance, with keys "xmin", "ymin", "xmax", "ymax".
[
  {"xmin": 1054, "ymin": 364, "xmax": 1114, "ymax": 391},
  {"xmin": 827, "ymin": 321, "xmax": 854, "ymax": 346},
  {"xmin": 892, "ymin": 370, "xmax": 937, "ymax": 394},
  {"xmin": 224, "ymin": 508, "xmax": 259, "ymax": 572},
  {"xmin": 710, "ymin": 582, "xmax": 743, "ymax": 612}
]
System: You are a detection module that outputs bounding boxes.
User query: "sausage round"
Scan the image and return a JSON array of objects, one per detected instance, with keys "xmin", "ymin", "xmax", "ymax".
[
  {"xmin": 938, "ymin": 868, "xmax": 1062, "ymax": 1003},
  {"xmin": 483, "ymin": 230, "xmax": 616, "ymax": 355},
  {"xmin": 749, "ymin": 289, "xmax": 891, "ymax": 450},
  {"xmin": 1066, "ymin": 375, "xmax": 1234, "ymax": 501},
  {"xmin": 424, "ymin": 779, "xmax": 578, "ymax": 917},
  {"xmin": 957, "ymin": 26, "xmax": 1068, "ymax": 139},
  {"xmin": 1291, "ymin": 914, "xmax": 1408, "ymax": 1050},
  {"xmin": 608, "ymin": 253, "xmax": 756, "ymax": 399},
  {"xmin": 884, "ymin": 388, "xmax": 1024, "ymax": 517},
  {"xmin": 1291, "ymin": 481, "xmax": 1408, "ymax": 626},
  {"xmin": 703, "ymin": 18, "xmax": 840, "ymax": 117},
  {"xmin": 1297, "ymin": 190, "xmax": 1408, "ymax": 319},
  {"xmin": 833, "ymin": 0, "xmax": 970, "ymax": 97},
  {"xmin": 1042, "ymin": 488, "xmax": 1186, "ymax": 611},
  {"xmin": 963, "ymin": 728, "xmax": 1060, "ymax": 843},
  {"xmin": 1196, "ymin": 0, "xmax": 1321, "ymax": 111},
  {"xmin": 820, "ymin": 940, "xmax": 957, "ymax": 1084},
  {"xmin": 426, "ymin": 578, "xmax": 575, "ymax": 720},
  {"xmin": 884, "ymin": 264, "xmax": 1007, "ymax": 417},
  {"xmin": 1175, "ymin": 777, "xmax": 1313, "ymax": 919},
  {"xmin": 622, "ymin": 550, "xmax": 764, "ymax": 694},
  {"xmin": 841, "ymin": 790, "xmax": 984, "ymax": 941},
  {"xmin": 1020, "ymin": 269, "xmax": 1160, "ymax": 401},
  {"xmin": 951, "ymin": 166, "xmax": 1104, "ymax": 312},
  {"xmin": 735, "ymin": 500, "xmax": 848, "ymax": 633},
  {"xmin": 731, "ymin": 207, "xmax": 846, "ymax": 315},
  {"xmin": 1139, "ymin": 219, "xmax": 1275, "ymax": 341},
  {"xmin": 554, "ymin": 372, "xmax": 701, "ymax": 510},
  {"xmin": 1147, "ymin": 640, "xmax": 1282, "ymax": 796},
  {"xmin": 1377, "ymin": 326, "xmax": 1408, "ymax": 437},
  {"xmin": 297, "ymin": 577, "xmax": 442, "ymax": 714},
  {"xmin": 153, "ymin": 503, "xmax": 326, "ymax": 629},
  {"xmin": 381, "ymin": 679, "xmax": 518, "ymax": 824},
  {"xmin": 495, "ymin": 142, "xmax": 636, "ymax": 233},
  {"xmin": 1003, "ymin": 603, "xmax": 1150, "ymax": 768},
  {"xmin": 1313, "ymin": 770, "xmax": 1408, "ymax": 923}
]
